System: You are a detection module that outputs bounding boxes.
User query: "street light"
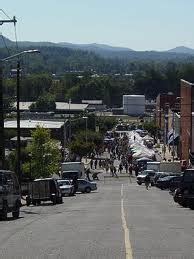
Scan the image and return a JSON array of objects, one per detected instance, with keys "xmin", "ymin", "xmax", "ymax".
[{"xmin": 0, "ymin": 49, "xmax": 40, "ymax": 182}]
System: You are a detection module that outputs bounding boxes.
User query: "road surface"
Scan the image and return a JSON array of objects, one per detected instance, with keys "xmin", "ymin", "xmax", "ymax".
[{"xmin": 0, "ymin": 178, "xmax": 194, "ymax": 259}]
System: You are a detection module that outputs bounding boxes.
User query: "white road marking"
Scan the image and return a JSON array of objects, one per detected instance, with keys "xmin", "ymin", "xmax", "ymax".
[{"xmin": 121, "ymin": 184, "xmax": 133, "ymax": 259}]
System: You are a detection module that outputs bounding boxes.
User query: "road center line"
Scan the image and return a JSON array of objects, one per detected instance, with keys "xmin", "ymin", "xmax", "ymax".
[{"xmin": 121, "ymin": 184, "xmax": 133, "ymax": 259}]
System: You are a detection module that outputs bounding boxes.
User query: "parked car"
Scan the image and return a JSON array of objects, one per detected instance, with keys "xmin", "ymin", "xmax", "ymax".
[
  {"xmin": 77, "ymin": 179, "xmax": 97, "ymax": 193},
  {"xmin": 136, "ymin": 170, "xmax": 156, "ymax": 185},
  {"xmin": 57, "ymin": 179, "xmax": 74, "ymax": 196},
  {"xmin": 169, "ymin": 175, "xmax": 183, "ymax": 193},
  {"xmin": 155, "ymin": 175, "xmax": 182, "ymax": 190},
  {"xmin": 0, "ymin": 170, "xmax": 21, "ymax": 220},
  {"xmin": 153, "ymin": 172, "xmax": 180, "ymax": 185},
  {"xmin": 173, "ymin": 169, "xmax": 194, "ymax": 208},
  {"xmin": 26, "ymin": 178, "xmax": 63, "ymax": 206}
]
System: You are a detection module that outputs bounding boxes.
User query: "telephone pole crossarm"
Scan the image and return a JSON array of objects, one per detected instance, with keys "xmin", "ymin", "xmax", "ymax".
[{"xmin": 0, "ymin": 16, "xmax": 17, "ymax": 25}]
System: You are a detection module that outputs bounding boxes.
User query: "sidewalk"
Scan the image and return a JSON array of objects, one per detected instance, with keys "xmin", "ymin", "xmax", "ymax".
[{"xmin": 156, "ymin": 144, "xmax": 176, "ymax": 161}]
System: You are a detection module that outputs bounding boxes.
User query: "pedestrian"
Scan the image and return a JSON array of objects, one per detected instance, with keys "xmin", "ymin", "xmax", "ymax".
[
  {"xmin": 94, "ymin": 159, "xmax": 98, "ymax": 169},
  {"xmin": 90, "ymin": 159, "xmax": 93, "ymax": 169},
  {"xmin": 105, "ymin": 164, "xmax": 109, "ymax": 173},
  {"xmin": 85, "ymin": 168, "xmax": 91, "ymax": 181},
  {"xmin": 119, "ymin": 163, "xmax": 123, "ymax": 174},
  {"xmin": 129, "ymin": 164, "xmax": 133, "ymax": 176},
  {"xmin": 110, "ymin": 164, "xmax": 114, "ymax": 177},
  {"xmin": 125, "ymin": 162, "xmax": 128, "ymax": 174},
  {"xmin": 72, "ymin": 176, "xmax": 78, "ymax": 195},
  {"xmin": 99, "ymin": 159, "xmax": 102, "ymax": 168},
  {"xmin": 113, "ymin": 166, "xmax": 118, "ymax": 178},
  {"xmin": 134, "ymin": 165, "xmax": 139, "ymax": 177},
  {"xmin": 144, "ymin": 174, "xmax": 151, "ymax": 190}
]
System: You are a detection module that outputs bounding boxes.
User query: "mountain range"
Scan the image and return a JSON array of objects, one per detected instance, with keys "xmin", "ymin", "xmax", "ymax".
[{"xmin": 1, "ymin": 35, "xmax": 194, "ymax": 58}]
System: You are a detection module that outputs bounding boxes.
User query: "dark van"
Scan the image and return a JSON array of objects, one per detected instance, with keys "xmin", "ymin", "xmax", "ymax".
[
  {"xmin": 26, "ymin": 178, "xmax": 63, "ymax": 206},
  {"xmin": 0, "ymin": 170, "xmax": 21, "ymax": 220}
]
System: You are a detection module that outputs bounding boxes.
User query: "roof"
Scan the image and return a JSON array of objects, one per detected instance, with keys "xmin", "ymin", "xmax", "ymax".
[
  {"xmin": 82, "ymin": 100, "xmax": 103, "ymax": 105},
  {"xmin": 13, "ymin": 102, "xmax": 88, "ymax": 111},
  {"xmin": 10, "ymin": 136, "xmax": 33, "ymax": 141},
  {"xmin": 4, "ymin": 120, "xmax": 64, "ymax": 129}
]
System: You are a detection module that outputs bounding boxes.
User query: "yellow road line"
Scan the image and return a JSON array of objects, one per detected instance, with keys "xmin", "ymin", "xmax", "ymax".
[{"xmin": 121, "ymin": 184, "xmax": 133, "ymax": 259}]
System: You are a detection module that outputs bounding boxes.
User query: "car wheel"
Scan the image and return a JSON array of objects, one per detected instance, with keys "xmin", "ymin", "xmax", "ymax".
[
  {"xmin": 137, "ymin": 182, "xmax": 142, "ymax": 185},
  {"xmin": 12, "ymin": 202, "xmax": 20, "ymax": 219},
  {"xmin": 85, "ymin": 187, "xmax": 91, "ymax": 193},
  {"xmin": 0, "ymin": 202, "xmax": 8, "ymax": 220}
]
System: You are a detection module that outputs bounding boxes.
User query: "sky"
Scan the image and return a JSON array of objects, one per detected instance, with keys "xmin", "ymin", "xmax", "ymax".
[{"xmin": 1, "ymin": 0, "xmax": 194, "ymax": 51}]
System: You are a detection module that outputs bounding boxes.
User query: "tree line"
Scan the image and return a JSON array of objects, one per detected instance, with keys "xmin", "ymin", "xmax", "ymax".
[{"xmin": 3, "ymin": 61, "xmax": 194, "ymax": 110}]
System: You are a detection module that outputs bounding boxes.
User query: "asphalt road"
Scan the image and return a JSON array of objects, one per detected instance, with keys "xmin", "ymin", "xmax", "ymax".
[{"xmin": 0, "ymin": 178, "xmax": 194, "ymax": 259}]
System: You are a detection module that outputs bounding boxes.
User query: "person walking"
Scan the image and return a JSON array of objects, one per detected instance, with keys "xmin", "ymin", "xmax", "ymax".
[
  {"xmin": 105, "ymin": 163, "xmax": 109, "ymax": 174},
  {"xmin": 144, "ymin": 174, "xmax": 151, "ymax": 190},
  {"xmin": 90, "ymin": 159, "xmax": 93, "ymax": 169},
  {"xmin": 72, "ymin": 176, "xmax": 78, "ymax": 195},
  {"xmin": 113, "ymin": 166, "xmax": 118, "ymax": 178},
  {"xmin": 110, "ymin": 164, "xmax": 114, "ymax": 177},
  {"xmin": 119, "ymin": 163, "xmax": 123, "ymax": 174},
  {"xmin": 85, "ymin": 168, "xmax": 91, "ymax": 181},
  {"xmin": 129, "ymin": 164, "xmax": 133, "ymax": 176},
  {"xmin": 94, "ymin": 159, "xmax": 98, "ymax": 169},
  {"xmin": 125, "ymin": 162, "xmax": 128, "ymax": 174}
]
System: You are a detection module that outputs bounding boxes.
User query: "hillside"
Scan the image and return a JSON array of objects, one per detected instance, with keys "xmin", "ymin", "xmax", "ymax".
[{"xmin": 1, "ymin": 36, "xmax": 194, "ymax": 74}]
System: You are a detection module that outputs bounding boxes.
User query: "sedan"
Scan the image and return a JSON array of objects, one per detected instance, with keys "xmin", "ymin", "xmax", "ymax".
[
  {"xmin": 136, "ymin": 170, "xmax": 156, "ymax": 185},
  {"xmin": 77, "ymin": 179, "xmax": 97, "ymax": 193},
  {"xmin": 57, "ymin": 179, "xmax": 74, "ymax": 196}
]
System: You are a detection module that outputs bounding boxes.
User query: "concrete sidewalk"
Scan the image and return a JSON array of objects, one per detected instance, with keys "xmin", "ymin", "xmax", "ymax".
[{"xmin": 155, "ymin": 144, "xmax": 177, "ymax": 161}]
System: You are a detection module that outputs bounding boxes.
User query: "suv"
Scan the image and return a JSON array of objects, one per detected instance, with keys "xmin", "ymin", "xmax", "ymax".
[
  {"xmin": 0, "ymin": 170, "xmax": 21, "ymax": 220},
  {"xmin": 173, "ymin": 169, "xmax": 194, "ymax": 208}
]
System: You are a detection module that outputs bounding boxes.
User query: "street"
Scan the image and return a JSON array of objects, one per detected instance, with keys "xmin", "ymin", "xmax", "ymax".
[{"xmin": 0, "ymin": 178, "xmax": 194, "ymax": 259}]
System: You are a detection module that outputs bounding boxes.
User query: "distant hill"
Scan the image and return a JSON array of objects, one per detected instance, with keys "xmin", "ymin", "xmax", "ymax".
[
  {"xmin": 167, "ymin": 46, "xmax": 194, "ymax": 55},
  {"xmin": 1, "ymin": 35, "xmax": 194, "ymax": 57},
  {"xmin": 1, "ymin": 36, "xmax": 194, "ymax": 74}
]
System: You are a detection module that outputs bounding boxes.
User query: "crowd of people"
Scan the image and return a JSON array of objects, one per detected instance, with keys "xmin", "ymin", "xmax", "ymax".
[{"xmin": 86, "ymin": 132, "xmax": 144, "ymax": 179}]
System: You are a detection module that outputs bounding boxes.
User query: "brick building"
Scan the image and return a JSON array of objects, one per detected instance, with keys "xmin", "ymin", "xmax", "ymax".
[
  {"xmin": 155, "ymin": 93, "xmax": 177, "ymax": 142},
  {"xmin": 180, "ymin": 79, "xmax": 194, "ymax": 163}
]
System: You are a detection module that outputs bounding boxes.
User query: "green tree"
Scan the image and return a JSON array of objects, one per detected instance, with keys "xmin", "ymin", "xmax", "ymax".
[
  {"xmin": 69, "ymin": 130, "xmax": 103, "ymax": 159},
  {"xmin": 23, "ymin": 127, "xmax": 61, "ymax": 178},
  {"xmin": 29, "ymin": 94, "xmax": 56, "ymax": 112}
]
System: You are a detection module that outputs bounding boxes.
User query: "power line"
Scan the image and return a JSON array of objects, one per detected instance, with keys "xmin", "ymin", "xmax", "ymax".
[{"xmin": 0, "ymin": 9, "xmax": 11, "ymax": 20}]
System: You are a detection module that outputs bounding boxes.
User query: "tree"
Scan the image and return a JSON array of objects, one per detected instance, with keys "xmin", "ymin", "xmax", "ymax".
[
  {"xmin": 29, "ymin": 94, "xmax": 56, "ymax": 112},
  {"xmin": 69, "ymin": 130, "xmax": 103, "ymax": 159},
  {"xmin": 23, "ymin": 127, "xmax": 61, "ymax": 178}
]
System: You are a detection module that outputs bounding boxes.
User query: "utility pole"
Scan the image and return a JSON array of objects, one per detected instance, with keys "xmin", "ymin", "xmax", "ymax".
[
  {"xmin": 0, "ymin": 16, "xmax": 17, "ymax": 169},
  {"xmin": 0, "ymin": 65, "xmax": 4, "ymax": 169},
  {"xmin": 16, "ymin": 60, "xmax": 21, "ymax": 183}
]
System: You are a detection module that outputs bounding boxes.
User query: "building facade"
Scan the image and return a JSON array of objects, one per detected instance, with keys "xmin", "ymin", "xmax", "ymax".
[{"xmin": 180, "ymin": 80, "xmax": 194, "ymax": 164}]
